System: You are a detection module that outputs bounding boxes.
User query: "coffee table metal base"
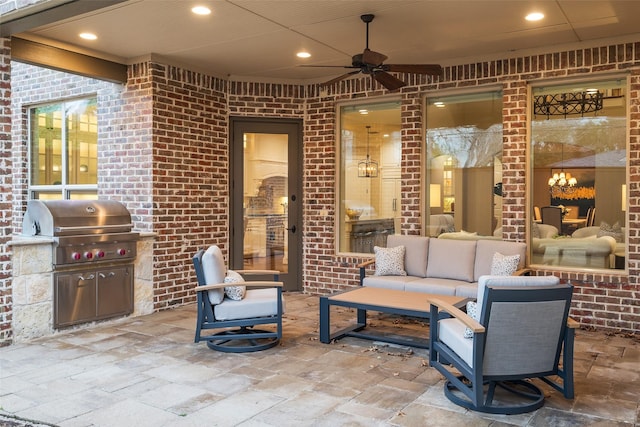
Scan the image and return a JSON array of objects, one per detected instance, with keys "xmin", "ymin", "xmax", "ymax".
[{"xmin": 319, "ymin": 287, "xmax": 467, "ymax": 349}]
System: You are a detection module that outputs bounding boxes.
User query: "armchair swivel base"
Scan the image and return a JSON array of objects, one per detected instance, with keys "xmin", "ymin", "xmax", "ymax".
[
  {"xmin": 203, "ymin": 325, "xmax": 280, "ymax": 353},
  {"xmin": 445, "ymin": 377, "xmax": 545, "ymax": 415}
]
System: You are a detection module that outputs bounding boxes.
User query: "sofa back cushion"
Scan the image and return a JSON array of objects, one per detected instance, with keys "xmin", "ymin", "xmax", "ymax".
[
  {"xmin": 473, "ymin": 240, "xmax": 527, "ymax": 282},
  {"xmin": 386, "ymin": 234, "xmax": 429, "ymax": 277},
  {"xmin": 474, "ymin": 240, "xmax": 526, "ymax": 281},
  {"xmin": 426, "ymin": 238, "xmax": 477, "ymax": 282}
]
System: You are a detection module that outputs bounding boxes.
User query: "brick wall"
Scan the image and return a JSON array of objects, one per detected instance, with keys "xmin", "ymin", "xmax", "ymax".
[
  {"xmin": 148, "ymin": 63, "xmax": 229, "ymax": 310},
  {"xmin": 6, "ymin": 40, "xmax": 640, "ymax": 342},
  {"xmin": 0, "ymin": 38, "xmax": 12, "ymax": 345}
]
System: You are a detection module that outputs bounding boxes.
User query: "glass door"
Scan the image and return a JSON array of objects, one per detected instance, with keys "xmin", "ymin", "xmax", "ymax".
[{"xmin": 231, "ymin": 118, "xmax": 302, "ymax": 291}]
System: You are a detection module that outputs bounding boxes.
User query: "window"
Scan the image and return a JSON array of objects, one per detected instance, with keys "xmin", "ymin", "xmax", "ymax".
[
  {"xmin": 530, "ymin": 79, "xmax": 627, "ymax": 270},
  {"xmin": 338, "ymin": 100, "xmax": 401, "ymax": 253},
  {"xmin": 426, "ymin": 91, "xmax": 503, "ymax": 239},
  {"xmin": 29, "ymin": 97, "xmax": 98, "ymax": 200}
]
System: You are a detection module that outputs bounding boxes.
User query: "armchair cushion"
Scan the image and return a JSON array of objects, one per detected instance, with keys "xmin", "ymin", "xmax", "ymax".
[
  {"xmin": 214, "ymin": 288, "xmax": 280, "ymax": 321},
  {"xmin": 439, "ymin": 318, "xmax": 474, "ymax": 366},
  {"xmin": 373, "ymin": 245, "xmax": 407, "ymax": 276},
  {"xmin": 490, "ymin": 252, "xmax": 520, "ymax": 276},
  {"xmin": 202, "ymin": 245, "xmax": 226, "ymax": 304},
  {"xmin": 224, "ymin": 270, "xmax": 246, "ymax": 300}
]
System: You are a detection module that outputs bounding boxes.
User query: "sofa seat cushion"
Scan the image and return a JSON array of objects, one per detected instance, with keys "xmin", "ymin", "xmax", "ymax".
[
  {"xmin": 427, "ymin": 239, "xmax": 477, "ymax": 282},
  {"xmin": 363, "ymin": 275, "xmax": 420, "ymax": 291},
  {"xmin": 214, "ymin": 288, "xmax": 281, "ymax": 321},
  {"xmin": 404, "ymin": 277, "xmax": 462, "ymax": 295},
  {"xmin": 386, "ymin": 235, "xmax": 429, "ymax": 277},
  {"xmin": 438, "ymin": 317, "xmax": 474, "ymax": 367}
]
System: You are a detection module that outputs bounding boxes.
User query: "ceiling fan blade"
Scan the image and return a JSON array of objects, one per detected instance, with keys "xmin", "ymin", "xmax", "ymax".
[
  {"xmin": 362, "ymin": 49, "xmax": 387, "ymax": 66},
  {"xmin": 321, "ymin": 70, "xmax": 361, "ymax": 87},
  {"xmin": 373, "ymin": 71, "xmax": 406, "ymax": 91},
  {"xmin": 383, "ymin": 64, "xmax": 443, "ymax": 76}
]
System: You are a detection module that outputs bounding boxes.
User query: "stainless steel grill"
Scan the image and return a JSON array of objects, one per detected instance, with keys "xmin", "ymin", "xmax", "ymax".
[{"xmin": 22, "ymin": 200, "xmax": 140, "ymax": 328}]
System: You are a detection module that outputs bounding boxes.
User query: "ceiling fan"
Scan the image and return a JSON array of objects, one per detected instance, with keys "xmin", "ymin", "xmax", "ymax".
[{"xmin": 304, "ymin": 14, "xmax": 443, "ymax": 90}]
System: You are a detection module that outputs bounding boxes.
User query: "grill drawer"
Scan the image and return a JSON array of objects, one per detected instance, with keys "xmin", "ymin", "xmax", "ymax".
[{"xmin": 55, "ymin": 264, "xmax": 133, "ymax": 328}]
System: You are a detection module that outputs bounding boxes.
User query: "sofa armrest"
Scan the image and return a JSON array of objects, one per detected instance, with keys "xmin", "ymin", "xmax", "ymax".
[
  {"xmin": 513, "ymin": 268, "xmax": 532, "ymax": 276},
  {"xmin": 357, "ymin": 259, "xmax": 375, "ymax": 286}
]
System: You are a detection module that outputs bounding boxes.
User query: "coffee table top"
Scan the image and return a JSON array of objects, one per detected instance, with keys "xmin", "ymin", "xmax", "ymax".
[{"xmin": 326, "ymin": 286, "xmax": 469, "ymax": 312}]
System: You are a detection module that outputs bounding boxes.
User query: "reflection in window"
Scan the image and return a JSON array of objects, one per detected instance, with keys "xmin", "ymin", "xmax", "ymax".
[
  {"xmin": 426, "ymin": 91, "xmax": 503, "ymax": 240},
  {"xmin": 531, "ymin": 79, "xmax": 627, "ymax": 270},
  {"xmin": 339, "ymin": 101, "xmax": 401, "ymax": 253},
  {"xmin": 29, "ymin": 98, "xmax": 98, "ymax": 199}
]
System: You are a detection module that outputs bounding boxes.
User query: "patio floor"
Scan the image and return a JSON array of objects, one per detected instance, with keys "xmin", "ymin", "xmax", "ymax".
[{"xmin": 1, "ymin": 292, "xmax": 638, "ymax": 426}]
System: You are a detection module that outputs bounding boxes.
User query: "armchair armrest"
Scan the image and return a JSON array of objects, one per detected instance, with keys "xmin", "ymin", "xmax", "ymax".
[
  {"xmin": 567, "ymin": 317, "xmax": 580, "ymax": 329},
  {"xmin": 235, "ymin": 269, "xmax": 280, "ymax": 276},
  {"xmin": 195, "ymin": 282, "xmax": 227, "ymax": 292},
  {"xmin": 195, "ymin": 280, "xmax": 283, "ymax": 293},
  {"xmin": 430, "ymin": 298, "xmax": 485, "ymax": 334},
  {"xmin": 244, "ymin": 281, "xmax": 283, "ymax": 289}
]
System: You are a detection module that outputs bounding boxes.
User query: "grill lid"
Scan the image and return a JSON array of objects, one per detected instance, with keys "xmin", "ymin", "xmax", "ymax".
[{"xmin": 22, "ymin": 200, "xmax": 134, "ymax": 237}]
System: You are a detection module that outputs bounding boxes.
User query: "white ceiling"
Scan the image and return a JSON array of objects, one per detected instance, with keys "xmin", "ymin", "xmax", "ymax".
[{"xmin": 5, "ymin": 0, "xmax": 640, "ymax": 84}]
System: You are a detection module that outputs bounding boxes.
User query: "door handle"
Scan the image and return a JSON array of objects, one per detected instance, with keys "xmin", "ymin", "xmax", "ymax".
[{"xmin": 286, "ymin": 225, "xmax": 296, "ymax": 234}]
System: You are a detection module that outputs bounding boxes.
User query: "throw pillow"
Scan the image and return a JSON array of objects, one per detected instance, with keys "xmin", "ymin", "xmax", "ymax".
[
  {"xmin": 373, "ymin": 245, "xmax": 407, "ymax": 276},
  {"xmin": 490, "ymin": 252, "xmax": 520, "ymax": 276},
  {"xmin": 464, "ymin": 301, "xmax": 478, "ymax": 339},
  {"xmin": 224, "ymin": 270, "xmax": 246, "ymax": 301},
  {"xmin": 597, "ymin": 221, "xmax": 623, "ymax": 243}
]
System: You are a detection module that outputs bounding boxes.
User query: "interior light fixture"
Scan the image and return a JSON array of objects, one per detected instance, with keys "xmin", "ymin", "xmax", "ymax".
[
  {"xmin": 359, "ymin": 109, "xmax": 369, "ymax": 115},
  {"xmin": 525, "ymin": 12, "xmax": 544, "ymax": 21},
  {"xmin": 79, "ymin": 33, "xmax": 97, "ymax": 41},
  {"xmin": 191, "ymin": 5, "xmax": 211, "ymax": 15},
  {"xmin": 434, "ymin": 101, "xmax": 445, "ymax": 108},
  {"xmin": 548, "ymin": 144, "xmax": 577, "ymax": 196},
  {"xmin": 358, "ymin": 125, "xmax": 379, "ymax": 178},
  {"xmin": 296, "ymin": 51, "xmax": 311, "ymax": 58}
]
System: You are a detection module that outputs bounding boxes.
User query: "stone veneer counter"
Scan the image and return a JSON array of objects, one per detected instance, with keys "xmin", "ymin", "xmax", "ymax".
[{"xmin": 9, "ymin": 233, "xmax": 155, "ymax": 342}]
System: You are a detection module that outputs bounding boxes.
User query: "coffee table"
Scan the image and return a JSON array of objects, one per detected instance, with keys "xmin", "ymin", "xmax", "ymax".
[{"xmin": 319, "ymin": 286, "xmax": 469, "ymax": 349}]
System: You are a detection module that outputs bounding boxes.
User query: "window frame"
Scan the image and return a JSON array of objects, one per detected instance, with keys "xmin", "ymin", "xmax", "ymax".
[
  {"xmin": 335, "ymin": 96, "xmax": 402, "ymax": 256},
  {"xmin": 27, "ymin": 96, "xmax": 98, "ymax": 200},
  {"xmin": 527, "ymin": 75, "xmax": 629, "ymax": 272}
]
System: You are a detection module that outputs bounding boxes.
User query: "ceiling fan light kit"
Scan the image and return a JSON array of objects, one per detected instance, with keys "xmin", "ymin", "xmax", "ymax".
[{"xmin": 303, "ymin": 14, "xmax": 443, "ymax": 90}]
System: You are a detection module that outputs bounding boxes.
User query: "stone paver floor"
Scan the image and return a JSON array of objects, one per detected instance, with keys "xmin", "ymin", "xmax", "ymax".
[{"xmin": 1, "ymin": 292, "xmax": 639, "ymax": 426}]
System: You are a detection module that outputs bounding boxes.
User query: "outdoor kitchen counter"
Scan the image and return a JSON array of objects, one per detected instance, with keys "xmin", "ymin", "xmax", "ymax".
[{"xmin": 8, "ymin": 232, "xmax": 156, "ymax": 342}]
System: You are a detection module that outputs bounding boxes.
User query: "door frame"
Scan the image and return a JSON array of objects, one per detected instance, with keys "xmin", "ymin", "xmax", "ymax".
[{"xmin": 229, "ymin": 117, "xmax": 303, "ymax": 292}]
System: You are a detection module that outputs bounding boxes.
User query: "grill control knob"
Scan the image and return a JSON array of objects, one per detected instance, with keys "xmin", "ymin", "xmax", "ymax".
[
  {"xmin": 71, "ymin": 252, "xmax": 81, "ymax": 261},
  {"xmin": 84, "ymin": 251, "xmax": 93, "ymax": 260},
  {"xmin": 117, "ymin": 248, "xmax": 127, "ymax": 256},
  {"xmin": 96, "ymin": 250, "xmax": 105, "ymax": 258}
]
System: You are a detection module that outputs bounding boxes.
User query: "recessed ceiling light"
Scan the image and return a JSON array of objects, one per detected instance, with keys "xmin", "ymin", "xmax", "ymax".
[
  {"xmin": 79, "ymin": 32, "xmax": 97, "ymax": 41},
  {"xmin": 296, "ymin": 51, "xmax": 311, "ymax": 59},
  {"xmin": 525, "ymin": 12, "xmax": 544, "ymax": 21},
  {"xmin": 192, "ymin": 6, "xmax": 211, "ymax": 15},
  {"xmin": 359, "ymin": 109, "xmax": 369, "ymax": 115},
  {"xmin": 434, "ymin": 101, "xmax": 445, "ymax": 108}
]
